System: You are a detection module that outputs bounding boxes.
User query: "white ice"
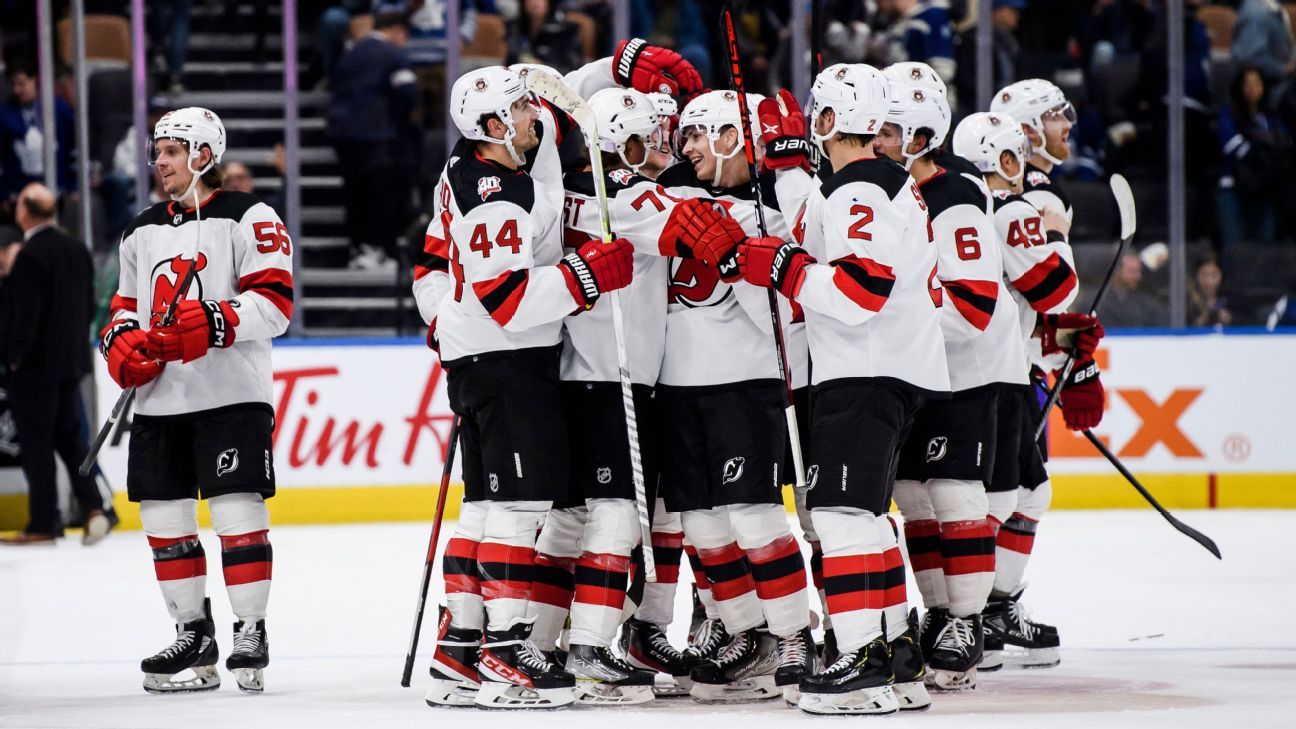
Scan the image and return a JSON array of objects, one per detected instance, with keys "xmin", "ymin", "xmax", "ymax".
[{"xmin": 2, "ymin": 510, "xmax": 1294, "ymax": 728}]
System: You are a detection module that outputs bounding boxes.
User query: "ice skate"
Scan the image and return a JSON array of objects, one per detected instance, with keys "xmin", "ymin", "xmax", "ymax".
[
  {"xmin": 689, "ymin": 627, "xmax": 780, "ymax": 704},
  {"xmin": 919, "ymin": 606, "xmax": 950, "ymax": 663},
  {"xmin": 566, "ymin": 643, "xmax": 655, "ymax": 705},
  {"xmin": 683, "ymin": 616, "xmax": 729, "ymax": 664},
  {"xmin": 774, "ymin": 627, "xmax": 816, "ymax": 706},
  {"xmin": 475, "ymin": 619, "xmax": 575, "ymax": 710},
  {"xmin": 141, "ymin": 598, "xmax": 220, "ymax": 694},
  {"xmin": 982, "ymin": 588, "xmax": 1060, "ymax": 670},
  {"xmin": 926, "ymin": 614, "xmax": 982, "ymax": 691},
  {"xmin": 620, "ymin": 617, "xmax": 695, "ymax": 697},
  {"xmin": 426, "ymin": 607, "xmax": 481, "ymax": 708},
  {"xmin": 888, "ymin": 611, "xmax": 931, "ymax": 711},
  {"xmin": 226, "ymin": 619, "xmax": 269, "ymax": 693},
  {"xmin": 797, "ymin": 637, "xmax": 898, "ymax": 716}
]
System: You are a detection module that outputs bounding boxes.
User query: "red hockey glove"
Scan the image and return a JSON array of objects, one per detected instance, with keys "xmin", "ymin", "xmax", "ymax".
[
  {"xmin": 758, "ymin": 89, "xmax": 811, "ymax": 173},
  {"xmin": 1057, "ymin": 358, "xmax": 1105, "ymax": 431},
  {"xmin": 738, "ymin": 236, "xmax": 814, "ymax": 299},
  {"xmin": 1039, "ymin": 312, "xmax": 1105, "ymax": 358},
  {"xmin": 613, "ymin": 38, "xmax": 705, "ymax": 98},
  {"xmin": 559, "ymin": 238, "xmax": 635, "ymax": 309},
  {"xmin": 100, "ymin": 319, "xmax": 164, "ymax": 389},
  {"xmin": 664, "ymin": 198, "xmax": 746, "ymax": 280},
  {"xmin": 146, "ymin": 299, "xmax": 241, "ymax": 363}
]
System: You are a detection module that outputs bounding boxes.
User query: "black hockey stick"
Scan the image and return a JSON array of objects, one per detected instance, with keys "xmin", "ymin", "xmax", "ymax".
[
  {"xmin": 721, "ymin": 2, "xmax": 807, "ymax": 490},
  {"xmin": 1034, "ymin": 173, "xmax": 1135, "ymax": 442},
  {"xmin": 80, "ymin": 195, "xmax": 208, "ymax": 477},
  {"xmin": 401, "ymin": 414, "xmax": 462, "ymax": 687},
  {"xmin": 1083, "ymin": 430, "xmax": 1221, "ymax": 559}
]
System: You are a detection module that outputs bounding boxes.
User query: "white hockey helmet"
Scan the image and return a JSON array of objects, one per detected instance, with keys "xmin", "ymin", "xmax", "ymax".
[
  {"xmin": 152, "ymin": 107, "xmax": 226, "ymax": 167},
  {"xmin": 450, "ymin": 66, "xmax": 535, "ymax": 165},
  {"xmin": 810, "ymin": 63, "xmax": 889, "ymax": 154},
  {"xmin": 510, "ymin": 63, "xmax": 562, "ymax": 84},
  {"xmin": 952, "ymin": 112, "xmax": 1031, "ymax": 185},
  {"xmin": 883, "ymin": 62, "xmax": 947, "ymax": 96},
  {"xmin": 990, "ymin": 79, "xmax": 1075, "ymax": 164},
  {"xmin": 646, "ymin": 92, "xmax": 678, "ymax": 119},
  {"xmin": 678, "ymin": 89, "xmax": 747, "ymax": 185},
  {"xmin": 883, "ymin": 74, "xmax": 951, "ymax": 170},
  {"xmin": 588, "ymin": 87, "xmax": 664, "ymax": 172}
]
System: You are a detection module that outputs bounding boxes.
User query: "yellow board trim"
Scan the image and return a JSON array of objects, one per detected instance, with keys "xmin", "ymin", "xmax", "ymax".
[{"xmin": 2, "ymin": 475, "xmax": 1293, "ymax": 532}]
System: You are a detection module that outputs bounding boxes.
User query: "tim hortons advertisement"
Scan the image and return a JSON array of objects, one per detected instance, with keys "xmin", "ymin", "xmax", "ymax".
[{"xmin": 91, "ymin": 335, "xmax": 1296, "ymax": 489}]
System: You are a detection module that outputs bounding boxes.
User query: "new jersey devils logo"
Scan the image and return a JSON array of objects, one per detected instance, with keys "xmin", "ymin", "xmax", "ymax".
[
  {"xmin": 151, "ymin": 253, "xmax": 208, "ymax": 322},
  {"xmin": 722, "ymin": 456, "xmax": 745, "ymax": 485},
  {"xmin": 668, "ymin": 258, "xmax": 731, "ymax": 308},
  {"xmin": 217, "ymin": 448, "xmax": 240, "ymax": 477}
]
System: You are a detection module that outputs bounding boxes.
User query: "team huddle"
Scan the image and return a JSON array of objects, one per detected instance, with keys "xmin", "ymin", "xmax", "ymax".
[{"xmin": 101, "ymin": 38, "xmax": 1106, "ymax": 715}]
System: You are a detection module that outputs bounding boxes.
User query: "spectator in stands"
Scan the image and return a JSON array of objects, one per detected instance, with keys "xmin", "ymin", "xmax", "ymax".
[
  {"xmin": 1189, "ymin": 257, "xmax": 1232, "ymax": 328},
  {"xmin": 506, "ymin": 0, "xmax": 586, "ymax": 72},
  {"xmin": 1097, "ymin": 251, "xmax": 1170, "ymax": 327},
  {"xmin": 223, "ymin": 161, "xmax": 255, "ymax": 195},
  {"xmin": 1231, "ymin": 0, "xmax": 1296, "ymax": 104},
  {"xmin": 148, "ymin": 0, "xmax": 193, "ymax": 93},
  {"xmin": 317, "ymin": 1, "xmax": 374, "ymax": 87},
  {"xmin": 875, "ymin": 0, "xmax": 957, "ymax": 85},
  {"xmin": 327, "ymin": 10, "xmax": 417, "ymax": 272},
  {"xmin": 1216, "ymin": 65, "xmax": 1293, "ymax": 246},
  {"xmin": 953, "ymin": 0, "xmax": 1023, "ymax": 109},
  {"xmin": 0, "ymin": 62, "xmax": 75, "ymax": 218}
]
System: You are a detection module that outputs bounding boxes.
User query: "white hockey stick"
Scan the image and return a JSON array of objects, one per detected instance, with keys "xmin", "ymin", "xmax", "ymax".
[{"xmin": 524, "ymin": 69, "xmax": 656, "ymax": 582}]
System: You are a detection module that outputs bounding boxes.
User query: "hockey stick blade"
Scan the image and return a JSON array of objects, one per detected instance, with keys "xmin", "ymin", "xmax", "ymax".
[
  {"xmin": 1112, "ymin": 173, "xmax": 1136, "ymax": 243},
  {"xmin": 1083, "ymin": 430, "xmax": 1221, "ymax": 559},
  {"xmin": 522, "ymin": 69, "xmax": 595, "ymax": 139}
]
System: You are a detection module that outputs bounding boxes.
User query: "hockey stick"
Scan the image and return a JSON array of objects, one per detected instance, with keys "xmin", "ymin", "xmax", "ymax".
[
  {"xmin": 80, "ymin": 190, "xmax": 207, "ymax": 477},
  {"xmin": 522, "ymin": 69, "xmax": 657, "ymax": 582},
  {"xmin": 721, "ymin": 3, "xmax": 808, "ymax": 491},
  {"xmin": 1083, "ymin": 430, "xmax": 1221, "ymax": 559},
  {"xmin": 401, "ymin": 414, "xmax": 463, "ymax": 687},
  {"xmin": 1033, "ymin": 173, "xmax": 1135, "ymax": 442}
]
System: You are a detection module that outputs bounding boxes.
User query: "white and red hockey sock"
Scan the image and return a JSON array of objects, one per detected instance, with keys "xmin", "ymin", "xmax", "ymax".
[
  {"xmin": 210, "ymin": 493, "xmax": 272, "ymax": 622},
  {"xmin": 444, "ymin": 501, "xmax": 486, "ymax": 631},
  {"xmin": 730, "ymin": 503, "xmax": 810, "ymax": 636},
  {"xmin": 478, "ymin": 501, "xmax": 548, "ymax": 632},
  {"xmin": 812, "ymin": 507, "xmax": 889, "ymax": 653},
  {"xmin": 993, "ymin": 482, "xmax": 1050, "ymax": 596},
  {"xmin": 682, "ymin": 508, "xmax": 763, "ymax": 633},
  {"xmin": 928, "ymin": 479, "xmax": 994, "ymax": 617},
  {"xmin": 568, "ymin": 499, "xmax": 637, "ymax": 648},
  {"xmin": 893, "ymin": 479, "xmax": 947, "ymax": 610},
  {"xmin": 879, "ymin": 516, "xmax": 910, "ymax": 641},
  {"xmin": 637, "ymin": 501, "xmax": 683, "ymax": 627},
  {"xmin": 683, "ymin": 542, "xmax": 720, "ymax": 619},
  {"xmin": 527, "ymin": 506, "xmax": 584, "ymax": 649},
  {"xmin": 141, "ymin": 499, "xmax": 206, "ymax": 623}
]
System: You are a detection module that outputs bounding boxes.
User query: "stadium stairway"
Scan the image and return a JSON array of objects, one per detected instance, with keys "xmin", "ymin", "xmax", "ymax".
[{"xmin": 168, "ymin": 3, "xmax": 422, "ymax": 336}]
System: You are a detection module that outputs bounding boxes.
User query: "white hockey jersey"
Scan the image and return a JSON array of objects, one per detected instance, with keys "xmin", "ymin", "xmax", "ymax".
[
  {"xmin": 110, "ymin": 190, "xmax": 293, "ymax": 416},
  {"xmin": 993, "ymin": 190, "xmax": 1079, "ymax": 371},
  {"xmin": 655, "ymin": 164, "xmax": 795, "ymax": 389},
  {"xmin": 559, "ymin": 169, "xmax": 678, "ymax": 386},
  {"xmin": 1022, "ymin": 162, "xmax": 1073, "ymax": 223},
  {"xmin": 790, "ymin": 156, "xmax": 949, "ymax": 394},
  {"xmin": 918, "ymin": 165, "xmax": 1027, "ymax": 391}
]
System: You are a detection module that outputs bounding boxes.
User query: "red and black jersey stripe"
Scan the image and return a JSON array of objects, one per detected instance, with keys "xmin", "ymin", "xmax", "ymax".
[
  {"xmin": 695, "ymin": 542, "xmax": 757, "ymax": 602},
  {"xmin": 745, "ymin": 534, "xmax": 808, "ymax": 601},
  {"xmin": 219, "ymin": 530, "xmax": 273, "ymax": 586},
  {"xmin": 109, "ymin": 293, "xmax": 137, "ymax": 317},
  {"xmin": 443, "ymin": 536, "xmax": 481, "ymax": 596},
  {"xmin": 573, "ymin": 552, "xmax": 631, "ymax": 610},
  {"xmin": 414, "ymin": 232, "xmax": 450, "ymax": 281},
  {"xmin": 238, "ymin": 268, "xmax": 294, "ymax": 319},
  {"xmin": 651, "ymin": 531, "xmax": 684, "ymax": 584},
  {"xmin": 684, "ymin": 544, "xmax": 710, "ymax": 591},
  {"xmin": 942, "ymin": 278, "xmax": 997, "ymax": 331},
  {"xmin": 472, "ymin": 269, "xmax": 530, "ymax": 327},
  {"xmin": 477, "ymin": 543, "xmax": 535, "ymax": 602},
  {"xmin": 148, "ymin": 535, "xmax": 207, "ymax": 582},
  {"xmin": 530, "ymin": 553, "xmax": 576, "ymax": 608},
  {"xmin": 832, "ymin": 255, "xmax": 896, "ymax": 312},
  {"xmin": 1011, "ymin": 252, "xmax": 1077, "ymax": 313},
  {"xmin": 996, "ymin": 513, "xmax": 1038, "ymax": 556},
  {"xmin": 903, "ymin": 519, "xmax": 943, "ymax": 574},
  {"xmin": 809, "ymin": 546, "xmax": 824, "ymax": 591},
  {"xmin": 939, "ymin": 519, "xmax": 996, "ymax": 576}
]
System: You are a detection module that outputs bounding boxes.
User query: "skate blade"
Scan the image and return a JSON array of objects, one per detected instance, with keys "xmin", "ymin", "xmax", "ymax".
[
  {"xmin": 782, "ymin": 685, "xmax": 801, "ymax": 708},
  {"xmin": 798, "ymin": 686, "xmax": 898, "ymax": 716},
  {"xmin": 82, "ymin": 514, "xmax": 111, "ymax": 546},
  {"xmin": 473, "ymin": 681, "xmax": 574, "ymax": 710},
  {"xmin": 978, "ymin": 650, "xmax": 1004, "ymax": 672},
  {"xmin": 893, "ymin": 680, "xmax": 932, "ymax": 711},
  {"xmin": 233, "ymin": 668, "xmax": 264, "ymax": 693},
  {"xmin": 689, "ymin": 675, "xmax": 779, "ymax": 704},
  {"xmin": 1000, "ymin": 647, "xmax": 1060, "ymax": 669},
  {"xmin": 930, "ymin": 668, "xmax": 977, "ymax": 692},
  {"xmin": 143, "ymin": 666, "xmax": 220, "ymax": 694},
  {"xmin": 425, "ymin": 678, "xmax": 480, "ymax": 708},
  {"xmin": 573, "ymin": 682, "xmax": 655, "ymax": 706}
]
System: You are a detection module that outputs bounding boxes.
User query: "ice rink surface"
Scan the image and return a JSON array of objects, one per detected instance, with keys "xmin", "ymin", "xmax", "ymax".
[{"xmin": 3, "ymin": 509, "xmax": 1294, "ymax": 728}]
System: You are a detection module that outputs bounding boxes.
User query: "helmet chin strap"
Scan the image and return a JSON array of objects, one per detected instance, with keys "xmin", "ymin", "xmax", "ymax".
[
  {"xmin": 708, "ymin": 135, "xmax": 742, "ymax": 187},
  {"xmin": 173, "ymin": 152, "xmax": 214, "ymax": 203}
]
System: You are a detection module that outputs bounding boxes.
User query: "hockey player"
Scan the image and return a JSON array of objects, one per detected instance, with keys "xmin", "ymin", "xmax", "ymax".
[
  {"xmin": 738, "ymin": 64, "xmax": 948, "ymax": 715},
  {"xmin": 654, "ymin": 89, "xmax": 815, "ymax": 705},
  {"xmin": 524, "ymin": 86, "xmax": 747, "ymax": 704},
  {"xmin": 102, "ymin": 107, "xmax": 289, "ymax": 694},
  {"xmin": 951, "ymin": 111, "xmax": 1105, "ymax": 670},
  {"xmin": 876, "ymin": 65, "xmax": 1027, "ymax": 691},
  {"xmin": 991, "ymin": 79, "xmax": 1077, "ymax": 221}
]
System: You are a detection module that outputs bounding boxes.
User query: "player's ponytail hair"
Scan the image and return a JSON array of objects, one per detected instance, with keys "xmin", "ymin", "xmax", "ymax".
[{"xmin": 200, "ymin": 160, "xmax": 224, "ymax": 190}]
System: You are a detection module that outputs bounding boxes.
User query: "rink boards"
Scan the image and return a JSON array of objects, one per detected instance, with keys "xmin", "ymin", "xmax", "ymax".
[{"xmin": 3, "ymin": 331, "xmax": 1294, "ymax": 530}]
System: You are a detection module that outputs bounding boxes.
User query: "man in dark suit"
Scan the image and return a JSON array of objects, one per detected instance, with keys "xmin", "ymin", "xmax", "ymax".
[{"xmin": 0, "ymin": 183, "xmax": 114, "ymax": 545}]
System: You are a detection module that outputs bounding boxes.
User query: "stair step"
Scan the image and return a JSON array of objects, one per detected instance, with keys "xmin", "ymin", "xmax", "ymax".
[
  {"xmin": 169, "ymin": 90, "xmax": 329, "ymax": 110},
  {"xmin": 224, "ymin": 117, "xmax": 326, "ymax": 132},
  {"xmin": 301, "ymin": 207, "xmax": 345, "ymax": 225},
  {"xmin": 300, "ymin": 236, "xmax": 349, "ymax": 250},
  {"xmin": 300, "ymin": 269, "xmax": 402, "ymax": 286},
  {"xmin": 302, "ymin": 296, "xmax": 414, "ymax": 311}
]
